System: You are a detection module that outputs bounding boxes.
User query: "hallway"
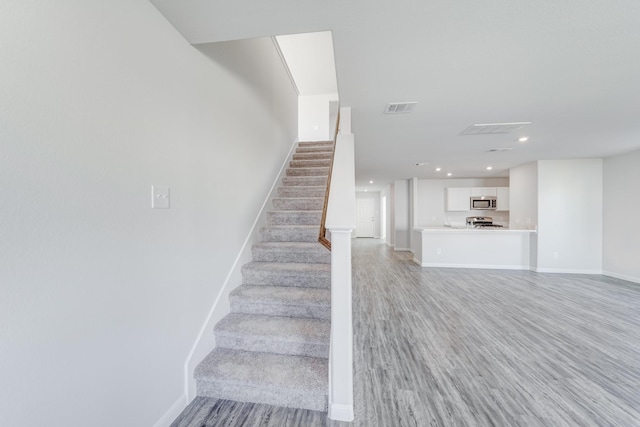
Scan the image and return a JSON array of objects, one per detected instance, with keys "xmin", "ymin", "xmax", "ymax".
[{"xmin": 172, "ymin": 239, "xmax": 640, "ymax": 426}]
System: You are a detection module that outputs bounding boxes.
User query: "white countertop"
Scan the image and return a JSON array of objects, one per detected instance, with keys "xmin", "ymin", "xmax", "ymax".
[{"xmin": 414, "ymin": 227, "xmax": 536, "ymax": 233}]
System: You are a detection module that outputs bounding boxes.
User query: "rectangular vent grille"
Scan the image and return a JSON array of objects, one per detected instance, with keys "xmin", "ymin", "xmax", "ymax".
[
  {"xmin": 384, "ymin": 102, "xmax": 418, "ymax": 114},
  {"xmin": 461, "ymin": 122, "xmax": 531, "ymax": 135}
]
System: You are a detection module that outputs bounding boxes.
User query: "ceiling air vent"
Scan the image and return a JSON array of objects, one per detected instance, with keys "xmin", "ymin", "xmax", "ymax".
[
  {"xmin": 461, "ymin": 122, "xmax": 531, "ymax": 135},
  {"xmin": 384, "ymin": 102, "xmax": 418, "ymax": 114},
  {"xmin": 487, "ymin": 148, "xmax": 513, "ymax": 152}
]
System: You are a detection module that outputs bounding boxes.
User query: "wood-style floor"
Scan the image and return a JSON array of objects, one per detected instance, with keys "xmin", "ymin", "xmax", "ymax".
[{"xmin": 171, "ymin": 239, "xmax": 640, "ymax": 427}]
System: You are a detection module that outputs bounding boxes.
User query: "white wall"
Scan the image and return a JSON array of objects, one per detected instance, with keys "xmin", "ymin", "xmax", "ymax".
[
  {"xmin": 509, "ymin": 162, "xmax": 538, "ymax": 230},
  {"xmin": 536, "ymin": 160, "xmax": 603, "ymax": 273},
  {"xmin": 381, "ymin": 184, "xmax": 394, "ymax": 246},
  {"xmin": 355, "ymin": 192, "xmax": 381, "ymax": 238},
  {"xmin": 416, "ymin": 178, "xmax": 510, "ymax": 227},
  {"xmin": 394, "ymin": 180, "xmax": 410, "ymax": 250},
  {"xmin": 299, "ymin": 93, "xmax": 340, "ymax": 141},
  {"xmin": 603, "ymin": 149, "xmax": 640, "ymax": 283},
  {"xmin": 0, "ymin": 2, "xmax": 297, "ymax": 426}
]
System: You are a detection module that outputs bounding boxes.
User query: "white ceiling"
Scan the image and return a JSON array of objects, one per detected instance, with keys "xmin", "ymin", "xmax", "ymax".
[
  {"xmin": 275, "ymin": 31, "xmax": 338, "ymax": 96},
  {"xmin": 151, "ymin": 0, "xmax": 640, "ymax": 191}
]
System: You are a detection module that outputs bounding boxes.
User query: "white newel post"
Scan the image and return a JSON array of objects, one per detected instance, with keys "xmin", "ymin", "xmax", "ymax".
[
  {"xmin": 327, "ymin": 228, "xmax": 354, "ymax": 421},
  {"xmin": 326, "ymin": 108, "xmax": 355, "ymax": 422}
]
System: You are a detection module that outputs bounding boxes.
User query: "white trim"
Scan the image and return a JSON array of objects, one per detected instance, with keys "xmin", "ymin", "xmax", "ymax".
[
  {"xmin": 329, "ymin": 403, "xmax": 355, "ymax": 422},
  {"xmin": 153, "ymin": 394, "xmax": 187, "ymax": 427},
  {"xmin": 420, "ymin": 262, "xmax": 530, "ymax": 270},
  {"xmin": 532, "ymin": 267, "xmax": 603, "ymax": 274},
  {"xmin": 393, "ymin": 247, "xmax": 412, "ymax": 252},
  {"xmin": 271, "ymin": 37, "xmax": 300, "ymax": 95},
  {"xmin": 183, "ymin": 139, "xmax": 299, "ymax": 401},
  {"xmin": 602, "ymin": 270, "xmax": 640, "ymax": 284}
]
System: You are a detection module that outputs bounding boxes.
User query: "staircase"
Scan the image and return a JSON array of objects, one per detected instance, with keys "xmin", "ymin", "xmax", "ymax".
[{"xmin": 194, "ymin": 141, "xmax": 334, "ymax": 412}]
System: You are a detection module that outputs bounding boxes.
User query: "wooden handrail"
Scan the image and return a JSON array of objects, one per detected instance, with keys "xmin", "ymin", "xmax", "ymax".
[{"xmin": 318, "ymin": 110, "xmax": 341, "ymax": 250}]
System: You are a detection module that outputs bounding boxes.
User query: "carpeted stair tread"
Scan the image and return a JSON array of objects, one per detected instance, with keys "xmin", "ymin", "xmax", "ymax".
[
  {"xmin": 298, "ymin": 141, "xmax": 333, "ymax": 147},
  {"xmin": 292, "ymin": 152, "xmax": 333, "ymax": 161},
  {"xmin": 260, "ymin": 225, "xmax": 318, "ymax": 242},
  {"xmin": 272, "ymin": 197, "xmax": 324, "ymax": 210},
  {"xmin": 282, "ymin": 176, "xmax": 328, "ymax": 186},
  {"xmin": 230, "ymin": 285, "xmax": 330, "ymax": 319},
  {"xmin": 290, "ymin": 159, "xmax": 331, "ymax": 168},
  {"xmin": 242, "ymin": 261, "xmax": 330, "ymax": 288},
  {"xmin": 215, "ymin": 313, "xmax": 330, "ymax": 358},
  {"xmin": 252, "ymin": 242, "xmax": 330, "ymax": 264},
  {"xmin": 195, "ymin": 348, "xmax": 328, "ymax": 411},
  {"xmin": 277, "ymin": 186, "xmax": 327, "ymax": 198},
  {"xmin": 296, "ymin": 146, "xmax": 334, "ymax": 153},
  {"xmin": 286, "ymin": 167, "xmax": 330, "ymax": 177},
  {"xmin": 267, "ymin": 210, "xmax": 322, "ymax": 226}
]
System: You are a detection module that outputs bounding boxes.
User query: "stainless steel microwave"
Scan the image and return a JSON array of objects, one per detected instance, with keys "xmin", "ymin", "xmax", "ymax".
[{"xmin": 470, "ymin": 196, "xmax": 497, "ymax": 210}]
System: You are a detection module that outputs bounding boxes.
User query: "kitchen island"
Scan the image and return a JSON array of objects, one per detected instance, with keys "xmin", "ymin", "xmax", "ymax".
[{"xmin": 413, "ymin": 227, "xmax": 536, "ymax": 270}]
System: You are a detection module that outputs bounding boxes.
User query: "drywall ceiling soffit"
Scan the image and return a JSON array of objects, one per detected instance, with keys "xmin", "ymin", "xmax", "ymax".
[{"xmin": 150, "ymin": 0, "xmax": 640, "ymax": 190}]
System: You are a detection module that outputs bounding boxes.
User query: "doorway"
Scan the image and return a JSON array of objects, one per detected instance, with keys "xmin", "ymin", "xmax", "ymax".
[{"xmin": 356, "ymin": 198, "xmax": 376, "ymax": 238}]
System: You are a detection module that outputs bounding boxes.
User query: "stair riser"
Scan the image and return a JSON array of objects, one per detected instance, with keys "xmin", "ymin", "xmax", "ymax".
[
  {"xmin": 286, "ymin": 168, "xmax": 329, "ymax": 177},
  {"xmin": 290, "ymin": 159, "xmax": 331, "ymax": 168},
  {"xmin": 230, "ymin": 299, "xmax": 330, "ymax": 320},
  {"xmin": 282, "ymin": 176, "xmax": 328, "ymax": 187},
  {"xmin": 277, "ymin": 187, "xmax": 327, "ymax": 198},
  {"xmin": 215, "ymin": 333, "xmax": 329, "ymax": 359},
  {"xmin": 298, "ymin": 141, "xmax": 333, "ymax": 147},
  {"xmin": 292, "ymin": 152, "xmax": 333, "ymax": 161},
  {"xmin": 241, "ymin": 269, "xmax": 330, "ymax": 288},
  {"xmin": 267, "ymin": 211, "xmax": 322, "ymax": 225},
  {"xmin": 252, "ymin": 247, "xmax": 330, "ymax": 264},
  {"xmin": 273, "ymin": 198, "xmax": 324, "ymax": 210},
  {"xmin": 260, "ymin": 227, "xmax": 318, "ymax": 242},
  {"xmin": 196, "ymin": 380, "xmax": 327, "ymax": 412},
  {"xmin": 296, "ymin": 146, "xmax": 334, "ymax": 153}
]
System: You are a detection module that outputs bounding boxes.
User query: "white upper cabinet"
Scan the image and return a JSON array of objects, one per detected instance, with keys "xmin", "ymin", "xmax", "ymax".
[
  {"xmin": 470, "ymin": 187, "xmax": 497, "ymax": 197},
  {"xmin": 496, "ymin": 187, "xmax": 510, "ymax": 211},
  {"xmin": 446, "ymin": 187, "xmax": 471, "ymax": 211}
]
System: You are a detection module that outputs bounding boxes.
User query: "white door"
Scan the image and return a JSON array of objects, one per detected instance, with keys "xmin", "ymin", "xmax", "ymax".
[{"xmin": 356, "ymin": 198, "xmax": 376, "ymax": 237}]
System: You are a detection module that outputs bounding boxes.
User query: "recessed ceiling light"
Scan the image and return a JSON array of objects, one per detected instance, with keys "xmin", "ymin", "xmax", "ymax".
[
  {"xmin": 369, "ymin": 180, "xmax": 374, "ymax": 184},
  {"xmin": 364, "ymin": 189, "xmax": 368, "ymax": 192},
  {"xmin": 447, "ymin": 172, "xmax": 452, "ymax": 176},
  {"xmin": 435, "ymin": 167, "xmax": 441, "ymax": 172},
  {"xmin": 486, "ymin": 166, "xmax": 493, "ymax": 170},
  {"xmin": 518, "ymin": 136, "xmax": 529, "ymax": 142}
]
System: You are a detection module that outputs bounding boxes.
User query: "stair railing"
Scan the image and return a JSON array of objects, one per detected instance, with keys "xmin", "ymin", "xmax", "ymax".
[
  {"xmin": 318, "ymin": 110, "xmax": 341, "ymax": 250},
  {"xmin": 323, "ymin": 106, "xmax": 355, "ymax": 422}
]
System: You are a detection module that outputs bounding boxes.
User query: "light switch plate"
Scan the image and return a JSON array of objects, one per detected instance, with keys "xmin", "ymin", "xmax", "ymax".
[{"xmin": 151, "ymin": 186, "xmax": 170, "ymax": 209}]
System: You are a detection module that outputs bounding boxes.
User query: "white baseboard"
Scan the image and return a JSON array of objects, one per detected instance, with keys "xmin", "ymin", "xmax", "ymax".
[
  {"xmin": 532, "ymin": 267, "xmax": 603, "ymax": 274},
  {"xmin": 420, "ymin": 262, "xmax": 530, "ymax": 270},
  {"xmin": 602, "ymin": 270, "xmax": 640, "ymax": 284},
  {"xmin": 393, "ymin": 247, "xmax": 412, "ymax": 252},
  {"xmin": 153, "ymin": 394, "xmax": 188, "ymax": 427},
  {"xmin": 328, "ymin": 403, "xmax": 354, "ymax": 422}
]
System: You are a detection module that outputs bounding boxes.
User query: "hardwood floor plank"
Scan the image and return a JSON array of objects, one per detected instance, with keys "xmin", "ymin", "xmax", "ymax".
[{"xmin": 171, "ymin": 239, "xmax": 640, "ymax": 426}]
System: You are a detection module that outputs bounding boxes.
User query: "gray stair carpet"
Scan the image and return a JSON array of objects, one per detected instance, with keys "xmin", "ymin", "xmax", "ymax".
[{"xmin": 195, "ymin": 141, "xmax": 334, "ymax": 412}]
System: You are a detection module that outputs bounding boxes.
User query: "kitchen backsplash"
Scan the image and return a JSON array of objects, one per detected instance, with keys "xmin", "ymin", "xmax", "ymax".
[{"xmin": 444, "ymin": 212, "xmax": 510, "ymax": 228}]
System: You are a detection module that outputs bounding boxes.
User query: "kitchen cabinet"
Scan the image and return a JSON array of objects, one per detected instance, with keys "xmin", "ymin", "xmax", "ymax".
[
  {"xmin": 496, "ymin": 187, "xmax": 510, "ymax": 211},
  {"xmin": 446, "ymin": 187, "xmax": 471, "ymax": 211},
  {"xmin": 470, "ymin": 187, "xmax": 497, "ymax": 197}
]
